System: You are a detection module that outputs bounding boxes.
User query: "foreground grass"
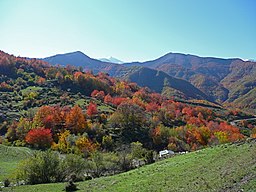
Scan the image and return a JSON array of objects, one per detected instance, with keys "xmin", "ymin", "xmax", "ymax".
[
  {"xmin": 0, "ymin": 145, "xmax": 32, "ymax": 181},
  {"xmin": 2, "ymin": 139, "xmax": 256, "ymax": 192}
]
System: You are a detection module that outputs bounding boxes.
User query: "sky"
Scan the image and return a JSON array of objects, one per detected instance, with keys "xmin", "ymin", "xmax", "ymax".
[{"xmin": 0, "ymin": 0, "xmax": 255, "ymax": 62}]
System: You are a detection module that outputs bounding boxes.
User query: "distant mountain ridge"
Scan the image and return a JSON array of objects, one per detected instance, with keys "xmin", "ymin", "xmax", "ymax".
[
  {"xmin": 42, "ymin": 51, "xmax": 256, "ymax": 113},
  {"xmin": 43, "ymin": 51, "xmax": 125, "ymax": 76}
]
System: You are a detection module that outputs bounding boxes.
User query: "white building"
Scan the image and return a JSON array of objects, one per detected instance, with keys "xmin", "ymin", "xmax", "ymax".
[{"xmin": 159, "ymin": 150, "xmax": 174, "ymax": 158}]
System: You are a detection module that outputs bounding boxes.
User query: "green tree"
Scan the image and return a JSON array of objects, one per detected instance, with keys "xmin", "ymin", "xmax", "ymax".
[
  {"xmin": 109, "ymin": 102, "xmax": 150, "ymax": 144},
  {"xmin": 131, "ymin": 141, "xmax": 146, "ymax": 159}
]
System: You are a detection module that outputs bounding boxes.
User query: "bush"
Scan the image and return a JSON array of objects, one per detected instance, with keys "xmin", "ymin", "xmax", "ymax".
[
  {"xmin": 16, "ymin": 151, "xmax": 60, "ymax": 184},
  {"xmin": 57, "ymin": 154, "xmax": 86, "ymax": 182},
  {"xmin": 16, "ymin": 151, "xmax": 86, "ymax": 184},
  {"xmin": 86, "ymin": 152, "xmax": 120, "ymax": 177},
  {"xmin": 117, "ymin": 151, "xmax": 132, "ymax": 172},
  {"xmin": 13, "ymin": 140, "xmax": 26, "ymax": 147}
]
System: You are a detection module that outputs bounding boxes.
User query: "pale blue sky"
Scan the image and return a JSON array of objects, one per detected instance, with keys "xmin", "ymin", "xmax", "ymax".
[{"xmin": 0, "ymin": 0, "xmax": 255, "ymax": 61}]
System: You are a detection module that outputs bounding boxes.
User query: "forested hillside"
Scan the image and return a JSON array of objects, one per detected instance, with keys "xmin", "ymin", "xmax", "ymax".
[
  {"xmin": 124, "ymin": 53, "xmax": 256, "ymax": 112},
  {"xmin": 1, "ymin": 50, "xmax": 254, "ymax": 152},
  {"xmin": 0, "ymin": 50, "xmax": 255, "ymax": 189}
]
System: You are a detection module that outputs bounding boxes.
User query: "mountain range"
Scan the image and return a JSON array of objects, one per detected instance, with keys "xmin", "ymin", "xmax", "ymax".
[{"xmin": 42, "ymin": 51, "xmax": 256, "ymax": 113}]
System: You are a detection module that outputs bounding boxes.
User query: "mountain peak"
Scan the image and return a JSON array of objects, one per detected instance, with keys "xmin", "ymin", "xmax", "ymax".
[
  {"xmin": 71, "ymin": 50, "xmax": 84, "ymax": 55},
  {"xmin": 65, "ymin": 51, "xmax": 88, "ymax": 57}
]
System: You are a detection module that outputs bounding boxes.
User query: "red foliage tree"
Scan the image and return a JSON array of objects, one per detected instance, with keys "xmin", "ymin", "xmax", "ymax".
[
  {"xmin": 218, "ymin": 122, "xmax": 244, "ymax": 142},
  {"xmin": 0, "ymin": 82, "xmax": 13, "ymax": 92},
  {"xmin": 133, "ymin": 88, "xmax": 149, "ymax": 102},
  {"xmin": 25, "ymin": 128, "xmax": 53, "ymax": 149},
  {"xmin": 91, "ymin": 90, "xmax": 105, "ymax": 101},
  {"xmin": 104, "ymin": 94, "xmax": 113, "ymax": 104},
  {"xmin": 34, "ymin": 106, "xmax": 66, "ymax": 133},
  {"xmin": 146, "ymin": 102, "xmax": 160, "ymax": 114},
  {"xmin": 112, "ymin": 97, "xmax": 128, "ymax": 106},
  {"xmin": 149, "ymin": 93, "xmax": 163, "ymax": 104},
  {"xmin": 187, "ymin": 116, "xmax": 206, "ymax": 127},
  {"xmin": 87, "ymin": 102, "xmax": 98, "ymax": 118},
  {"xmin": 131, "ymin": 97, "xmax": 146, "ymax": 108},
  {"xmin": 73, "ymin": 71, "xmax": 83, "ymax": 80},
  {"xmin": 182, "ymin": 107, "xmax": 196, "ymax": 117},
  {"xmin": 91, "ymin": 90, "xmax": 99, "ymax": 98}
]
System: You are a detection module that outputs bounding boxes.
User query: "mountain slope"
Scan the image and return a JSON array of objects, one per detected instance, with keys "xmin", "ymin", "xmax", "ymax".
[
  {"xmin": 123, "ymin": 53, "xmax": 240, "ymax": 101},
  {"xmin": 123, "ymin": 52, "xmax": 239, "ymax": 81},
  {"xmin": 125, "ymin": 67, "xmax": 212, "ymax": 101},
  {"xmin": 7, "ymin": 139, "xmax": 256, "ymax": 192},
  {"xmin": 222, "ymin": 60, "xmax": 256, "ymax": 101}
]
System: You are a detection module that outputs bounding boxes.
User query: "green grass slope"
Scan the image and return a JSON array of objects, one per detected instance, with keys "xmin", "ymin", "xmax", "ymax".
[
  {"xmin": 0, "ymin": 145, "xmax": 32, "ymax": 181},
  {"xmin": 4, "ymin": 139, "xmax": 256, "ymax": 192}
]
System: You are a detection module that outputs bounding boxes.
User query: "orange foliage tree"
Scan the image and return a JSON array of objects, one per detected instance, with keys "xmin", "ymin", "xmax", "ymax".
[{"xmin": 66, "ymin": 105, "xmax": 87, "ymax": 134}]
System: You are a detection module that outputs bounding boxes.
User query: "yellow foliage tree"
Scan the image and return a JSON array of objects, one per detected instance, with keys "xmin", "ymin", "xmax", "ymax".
[
  {"xmin": 75, "ymin": 136, "xmax": 98, "ymax": 156},
  {"xmin": 214, "ymin": 131, "xmax": 229, "ymax": 144},
  {"xmin": 54, "ymin": 130, "xmax": 71, "ymax": 153}
]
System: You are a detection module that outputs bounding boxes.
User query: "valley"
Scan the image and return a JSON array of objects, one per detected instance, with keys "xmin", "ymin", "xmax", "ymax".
[{"xmin": 0, "ymin": 0, "xmax": 255, "ymax": 191}]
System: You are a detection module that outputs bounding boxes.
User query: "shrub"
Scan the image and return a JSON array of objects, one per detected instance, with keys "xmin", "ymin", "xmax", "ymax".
[
  {"xmin": 16, "ymin": 151, "xmax": 60, "ymax": 184},
  {"xmin": 57, "ymin": 154, "xmax": 86, "ymax": 182},
  {"xmin": 102, "ymin": 135, "xmax": 114, "ymax": 151},
  {"xmin": 86, "ymin": 152, "xmax": 119, "ymax": 177},
  {"xmin": 16, "ymin": 151, "xmax": 86, "ymax": 184}
]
